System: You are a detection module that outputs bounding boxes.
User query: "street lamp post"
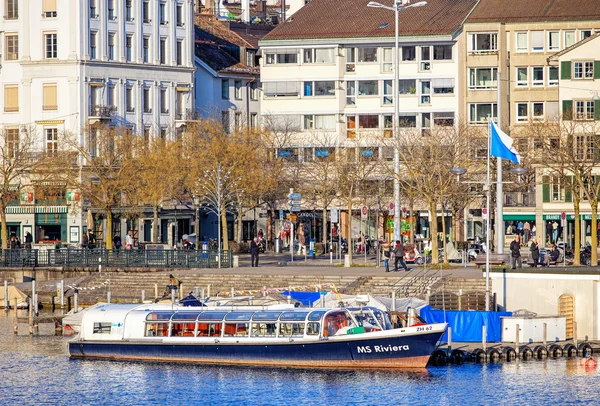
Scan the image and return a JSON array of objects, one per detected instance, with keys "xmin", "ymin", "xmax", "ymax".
[
  {"xmin": 367, "ymin": 0, "xmax": 427, "ymax": 242},
  {"xmin": 193, "ymin": 195, "xmax": 201, "ymax": 251}
]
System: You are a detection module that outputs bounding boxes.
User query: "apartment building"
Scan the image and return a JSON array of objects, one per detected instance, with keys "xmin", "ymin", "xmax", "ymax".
[{"xmin": 0, "ymin": 0, "xmax": 194, "ymax": 245}]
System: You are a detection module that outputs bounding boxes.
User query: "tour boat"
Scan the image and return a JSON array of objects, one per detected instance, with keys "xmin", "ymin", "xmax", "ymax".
[{"xmin": 68, "ymin": 303, "xmax": 447, "ymax": 368}]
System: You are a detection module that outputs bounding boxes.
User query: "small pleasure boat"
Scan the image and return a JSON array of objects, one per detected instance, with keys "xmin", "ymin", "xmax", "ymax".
[{"xmin": 69, "ymin": 303, "xmax": 446, "ymax": 369}]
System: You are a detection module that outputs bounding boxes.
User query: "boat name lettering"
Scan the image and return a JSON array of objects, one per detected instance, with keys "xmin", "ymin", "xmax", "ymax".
[{"xmin": 357, "ymin": 345, "xmax": 410, "ymax": 354}]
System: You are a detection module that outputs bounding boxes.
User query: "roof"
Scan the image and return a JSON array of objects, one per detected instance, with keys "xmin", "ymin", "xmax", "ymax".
[
  {"xmin": 466, "ymin": 0, "xmax": 600, "ymax": 24},
  {"xmin": 195, "ymin": 14, "xmax": 255, "ymax": 49},
  {"xmin": 195, "ymin": 42, "xmax": 259, "ymax": 75},
  {"xmin": 261, "ymin": 0, "xmax": 478, "ymax": 42},
  {"xmin": 548, "ymin": 32, "xmax": 600, "ymax": 61}
]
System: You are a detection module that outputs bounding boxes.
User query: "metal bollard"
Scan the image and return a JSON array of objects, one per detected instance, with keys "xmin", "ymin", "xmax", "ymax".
[
  {"xmin": 391, "ymin": 291, "xmax": 396, "ymax": 311},
  {"xmin": 482, "ymin": 325, "xmax": 487, "ymax": 351},
  {"xmin": 141, "ymin": 290, "xmax": 145, "ymax": 302},
  {"xmin": 263, "ymin": 286, "xmax": 267, "ymax": 297},
  {"xmin": 60, "ymin": 280, "xmax": 64, "ymax": 308},
  {"xmin": 543, "ymin": 323, "xmax": 547, "ymax": 347},
  {"xmin": 171, "ymin": 288, "xmax": 176, "ymax": 304},
  {"xmin": 4, "ymin": 281, "xmax": 8, "ymax": 309},
  {"xmin": 230, "ymin": 287, "xmax": 234, "ymax": 298},
  {"xmin": 448, "ymin": 327, "xmax": 452, "ymax": 355},
  {"xmin": 194, "ymin": 287, "xmax": 199, "ymax": 298}
]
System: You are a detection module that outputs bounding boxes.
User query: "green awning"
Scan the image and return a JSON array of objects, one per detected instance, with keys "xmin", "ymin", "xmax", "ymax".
[{"xmin": 503, "ymin": 214, "xmax": 535, "ymax": 221}]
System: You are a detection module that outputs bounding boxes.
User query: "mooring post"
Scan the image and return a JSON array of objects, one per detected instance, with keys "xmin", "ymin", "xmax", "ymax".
[
  {"xmin": 60, "ymin": 280, "xmax": 64, "ymax": 308},
  {"xmin": 13, "ymin": 301, "xmax": 18, "ymax": 334},
  {"xmin": 107, "ymin": 290, "xmax": 111, "ymax": 304},
  {"xmin": 448, "ymin": 327, "xmax": 452, "ymax": 355},
  {"xmin": 154, "ymin": 283, "xmax": 158, "ymax": 299},
  {"xmin": 31, "ymin": 279, "xmax": 37, "ymax": 315},
  {"xmin": 574, "ymin": 321, "xmax": 578, "ymax": 351},
  {"xmin": 230, "ymin": 287, "xmax": 234, "ymax": 298},
  {"xmin": 543, "ymin": 323, "xmax": 547, "ymax": 347},
  {"xmin": 141, "ymin": 290, "xmax": 145, "ymax": 303},
  {"xmin": 482, "ymin": 325, "xmax": 487, "ymax": 351},
  {"xmin": 391, "ymin": 291, "xmax": 396, "ymax": 311},
  {"xmin": 194, "ymin": 287, "xmax": 199, "ymax": 298},
  {"xmin": 28, "ymin": 301, "xmax": 33, "ymax": 335},
  {"xmin": 180, "ymin": 284, "xmax": 184, "ymax": 301},
  {"xmin": 207, "ymin": 285, "xmax": 211, "ymax": 297},
  {"xmin": 74, "ymin": 289, "xmax": 79, "ymax": 313},
  {"xmin": 4, "ymin": 281, "xmax": 8, "ymax": 309},
  {"xmin": 171, "ymin": 288, "xmax": 176, "ymax": 304},
  {"xmin": 13, "ymin": 297, "xmax": 18, "ymax": 314},
  {"xmin": 515, "ymin": 323, "xmax": 520, "ymax": 357}
]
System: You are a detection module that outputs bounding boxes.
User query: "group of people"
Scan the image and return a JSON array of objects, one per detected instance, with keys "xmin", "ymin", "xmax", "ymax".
[
  {"xmin": 8, "ymin": 232, "xmax": 33, "ymax": 249},
  {"xmin": 112, "ymin": 231, "xmax": 134, "ymax": 250},
  {"xmin": 510, "ymin": 235, "xmax": 561, "ymax": 269},
  {"xmin": 382, "ymin": 241, "xmax": 409, "ymax": 272}
]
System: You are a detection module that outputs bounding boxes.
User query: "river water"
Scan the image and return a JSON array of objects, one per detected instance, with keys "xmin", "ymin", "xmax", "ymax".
[{"xmin": 1, "ymin": 310, "xmax": 597, "ymax": 405}]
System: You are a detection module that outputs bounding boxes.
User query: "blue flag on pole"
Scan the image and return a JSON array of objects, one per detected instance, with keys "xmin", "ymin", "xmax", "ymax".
[{"xmin": 490, "ymin": 121, "xmax": 521, "ymax": 165}]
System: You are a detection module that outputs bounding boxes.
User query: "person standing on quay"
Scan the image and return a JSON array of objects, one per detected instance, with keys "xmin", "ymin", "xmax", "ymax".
[
  {"xmin": 529, "ymin": 238, "xmax": 540, "ymax": 268},
  {"xmin": 250, "ymin": 237, "xmax": 260, "ymax": 267},
  {"xmin": 126, "ymin": 231, "xmax": 134, "ymax": 250},
  {"xmin": 510, "ymin": 235, "xmax": 522, "ymax": 269},
  {"xmin": 393, "ymin": 240, "xmax": 408, "ymax": 272}
]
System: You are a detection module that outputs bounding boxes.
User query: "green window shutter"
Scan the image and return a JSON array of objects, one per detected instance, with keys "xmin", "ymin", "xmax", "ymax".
[
  {"xmin": 561, "ymin": 61, "xmax": 572, "ymax": 80},
  {"xmin": 563, "ymin": 100, "xmax": 573, "ymax": 120},
  {"xmin": 595, "ymin": 61, "xmax": 600, "ymax": 79},
  {"xmin": 595, "ymin": 99, "xmax": 600, "ymax": 121},
  {"xmin": 543, "ymin": 176, "xmax": 550, "ymax": 203},
  {"xmin": 565, "ymin": 180, "xmax": 572, "ymax": 203}
]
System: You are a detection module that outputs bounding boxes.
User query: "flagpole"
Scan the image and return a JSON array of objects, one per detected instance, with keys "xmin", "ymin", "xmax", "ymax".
[
  {"xmin": 485, "ymin": 118, "xmax": 491, "ymax": 312},
  {"xmin": 496, "ymin": 69, "xmax": 504, "ymax": 255}
]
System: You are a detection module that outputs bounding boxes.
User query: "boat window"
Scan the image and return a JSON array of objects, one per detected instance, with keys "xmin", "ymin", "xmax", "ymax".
[
  {"xmin": 323, "ymin": 311, "xmax": 351, "ymax": 337},
  {"xmin": 224, "ymin": 312, "xmax": 254, "ymax": 321},
  {"xmin": 306, "ymin": 322, "xmax": 320, "ymax": 336},
  {"xmin": 93, "ymin": 322, "xmax": 112, "ymax": 334},
  {"xmin": 171, "ymin": 312, "xmax": 201, "ymax": 321},
  {"xmin": 145, "ymin": 322, "xmax": 169, "ymax": 337},
  {"xmin": 280, "ymin": 312, "xmax": 309, "ymax": 321},
  {"xmin": 278, "ymin": 323, "xmax": 304, "ymax": 337},
  {"xmin": 197, "ymin": 312, "xmax": 227, "ymax": 321},
  {"xmin": 373, "ymin": 309, "xmax": 392, "ymax": 330},
  {"xmin": 251, "ymin": 322, "xmax": 277, "ymax": 337},
  {"xmin": 224, "ymin": 322, "xmax": 249, "ymax": 337},
  {"xmin": 353, "ymin": 310, "xmax": 382, "ymax": 330},
  {"xmin": 146, "ymin": 312, "xmax": 173, "ymax": 321},
  {"xmin": 170, "ymin": 322, "xmax": 196, "ymax": 337},
  {"xmin": 197, "ymin": 322, "xmax": 222, "ymax": 337},
  {"xmin": 252, "ymin": 311, "xmax": 282, "ymax": 321},
  {"xmin": 308, "ymin": 311, "xmax": 326, "ymax": 321}
]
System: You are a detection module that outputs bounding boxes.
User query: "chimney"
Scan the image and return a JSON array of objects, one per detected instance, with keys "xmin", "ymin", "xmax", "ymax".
[{"xmin": 242, "ymin": 0, "xmax": 251, "ymax": 23}]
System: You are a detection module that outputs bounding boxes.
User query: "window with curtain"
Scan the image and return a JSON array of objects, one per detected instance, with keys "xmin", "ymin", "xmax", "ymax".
[
  {"xmin": 43, "ymin": 84, "xmax": 57, "ymax": 110},
  {"xmin": 565, "ymin": 31, "xmax": 575, "ymax": 48},
  {"xmin": 399, "ymin": 79, "xmax": 416, "ymax": 94},
  {"xmin": 548, "ymin": 31, "xmax": 559, "ymax": 51},
  {"xmin": 531, "ymin": 31, "xmax": 544, "ymax": 51},
  {"xmin": 43, "ymin": 0, "xmax": 57, "ymax": 17},
  {"xmin": 433, "ymin": 45, "xmax": 452, "ymax": 60},
  {"xmin": 5, "ymin": 34, "xmax": 18, "ymax": 60},
  {"xmin": 516, "ymin": 32, "xmax": 527, "ymax": 51},
  {"xmin": 264, "ymin": 82, "xmax": 299, "ymax": 97},
  {"xmin": 4, "ymin": 86, "xmax": 18, "ymax": 112}
]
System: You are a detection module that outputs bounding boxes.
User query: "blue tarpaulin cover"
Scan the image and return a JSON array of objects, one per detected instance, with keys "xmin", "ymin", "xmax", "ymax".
[
  {"xmin": 419, "ymin": 306, "xmax": 512, "ymax": 342},
  {"xmin": 283, "ymin": 291, "xmax": 323, "ymax": 306}
]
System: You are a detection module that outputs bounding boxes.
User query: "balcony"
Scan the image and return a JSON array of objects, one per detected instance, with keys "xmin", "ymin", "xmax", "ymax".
[
  {"xmin": 89, "ymin": 105, "xmax": 116, "ymax": 124},
  {"xmin": 505, "ymin": 191, "xmax": 535, "ymax": 207}
]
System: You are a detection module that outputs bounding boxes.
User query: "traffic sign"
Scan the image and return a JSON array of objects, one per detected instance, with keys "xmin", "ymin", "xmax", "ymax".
[
  {"xmin": 279, "ymin": 209, "xmax": 284, "ymax": 220},
  {"xmin": 361, "ymin": 205, "xmax": 368, "ymax": 221},
  {"xmin": 561, "ymin": 212, "xmax": 566, "ymax": 221},
  {"xmin": 331, "ymin": 208, "xmax": 339, "ymax": 223},
  {"xmin": 389, "ymin": 202, "xmax": 394, "ymax": 215},
  {"xmin": 290, "ymin": 193, "xmax": 301, "ymax": 200},
  {"xmin": 482, "ymin": 208, "xmax": 488, "ymax": 220}
]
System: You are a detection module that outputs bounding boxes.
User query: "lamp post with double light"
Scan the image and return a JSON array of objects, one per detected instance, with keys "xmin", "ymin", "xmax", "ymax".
[
  {"xmin": 193, "ymin": 194, "xmax": 201, "ymax": 251},
  {"xmin": 367, "ymin": 0, "xmax": 427, "ymax": 242}
]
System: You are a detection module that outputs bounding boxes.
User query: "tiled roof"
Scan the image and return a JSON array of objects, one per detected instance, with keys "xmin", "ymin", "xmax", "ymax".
[
  {"xmin": 195, "ymin": 14, "xmax": 254, "ymax": 49},
  {"xmin": 466, "ymin": 0, "xmax": 600, "ymax": 23},
  {"xmin": 195, "ymin": 43, "xmax": 259, "ymax": 75},
  {"xmin": 262, "ymin": 0, "xmax": 478, "ymax": 42}
]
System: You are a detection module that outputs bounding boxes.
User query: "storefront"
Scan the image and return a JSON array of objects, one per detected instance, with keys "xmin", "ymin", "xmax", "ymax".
[
  {"xmin": 503, "ymin": 214, "xmax": 536, "ymax": 247},
  {"xmin": 543, "ymin": 214, "xmax": 575, "ymax": 249},
  {"xmin": 35, "ymin": 212, "xmax": 67, "ymax": 243}
]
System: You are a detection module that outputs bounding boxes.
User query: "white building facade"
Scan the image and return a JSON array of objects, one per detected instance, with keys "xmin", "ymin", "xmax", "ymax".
[{"xmin": 0, "ymin": 0, "xmax": 195, "ymax": 245}]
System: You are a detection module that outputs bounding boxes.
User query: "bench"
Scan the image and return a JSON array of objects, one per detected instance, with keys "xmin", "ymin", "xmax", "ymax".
[{"xmin": 474, "ymin": 261, "xmax": 505, "ymax": 267}]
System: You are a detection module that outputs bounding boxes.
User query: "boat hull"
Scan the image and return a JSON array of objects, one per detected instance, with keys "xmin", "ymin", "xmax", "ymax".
[{"xmin": 69, "ymin": 330, "xmax": 443, "ymax": 369}]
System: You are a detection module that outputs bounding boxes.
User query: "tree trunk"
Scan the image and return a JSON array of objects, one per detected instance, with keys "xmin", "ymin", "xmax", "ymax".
[
  {"xmin": 409, "ymin": 199, "xmax": 414, "ymax": 245},
  {"xmin": 429, "ymin": 200, "xmax": 438, "ymax": 264},
  {"xmin": 322, "ymin": 206, "xmax": 328, "ymax": 244},
  {"xmin": 152, "ymin": 205, "xmax": 159, "ymax": 243},
  {"xmin": 441, "ymin": 201, "xmax": 448, "ymax": 264},
  {"xmin": 1, "ymin": 204, "xmax": 7, "ymax": 249},
  {"xmin": 591, "ymin": 202, "xmax": 598, "ymax": 266},
  {"xmin": 573, "ymin": 196, "xmax": 581, "ymax": 266},
  {"xmin": 221, "ymin": 210, "xmax": 229, "ymax": 250},
  {"xmin": 106, "ymin": 210, "xmax": 113, "ymax": 249},
  {"xmin": 236, "ymin": 203, "xmax": 243, "ymax": 243},
  {"xmin": 347, "ymin": 201, "xmax": 353, "ymax": 265}
]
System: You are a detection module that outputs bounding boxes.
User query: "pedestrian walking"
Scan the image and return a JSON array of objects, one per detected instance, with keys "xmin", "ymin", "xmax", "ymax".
[
  {"xmin": 383, "ymin": 243, "xmax": 392, "ymax": 272},
  {"xmin": 510, "ymin": 235, "xmax": 522, "ymax": 269},
  {"xmin": 250, "ymin": 237, "xmax": 260, "ymax": 267},
  {"xmin": 393, "ymin": 240, "xmax": 409, "ymax": 272},
  {"xmin": 24, "ymin": 231, "xmax": 33, "ymax": 249},
  {"xmin": 125, "ymin": 231, "xmax": 133, "ymax": 250}
]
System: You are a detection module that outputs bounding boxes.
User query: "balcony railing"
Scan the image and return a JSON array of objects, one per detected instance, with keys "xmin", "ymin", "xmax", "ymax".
[
  {"xmin": 89, "ymin": 105, "xmax": 117, "ymax": 118},
  {"xmin": 505, "ymin": 191, "xmax": 535, "ymax": 207}
]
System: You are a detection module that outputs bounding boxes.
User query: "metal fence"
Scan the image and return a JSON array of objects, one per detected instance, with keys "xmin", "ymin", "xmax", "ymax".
[{"xmin": 0, "ymin": 248, "xmax": 233, "ymax": 268}]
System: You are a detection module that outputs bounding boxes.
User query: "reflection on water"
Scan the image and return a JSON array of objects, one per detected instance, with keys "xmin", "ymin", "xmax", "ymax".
[{"xmin": 1, "ymin": 311, "xmax": 598, "ymax": 405}]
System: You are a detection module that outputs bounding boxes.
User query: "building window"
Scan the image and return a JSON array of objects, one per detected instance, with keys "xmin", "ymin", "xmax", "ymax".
[
  {"xmin": 516, "ymin": 103, "xmax": 528, "ymax": 122},
  {"xmin": 303, "ymin": 48, "xmax": 334, "ymax": 64},
  {"xmin": 160, "ymin": 38, "xmax": 166, "ymax": 64},
  {"xmin": 126, "ymin": 35, "xmax": 132, "ymax": 61},
  {"xmin": 234, "ymin": 112, "xmax": 242, "ymax": 132},
  {"xmin": 548, "ymin": 66, "xmax": 558, "ymax": 86},
  {"xmin": 420, "ymin": 46, "xmax": 431, "ymax": 71},
  {"xmin": 433, "ymin": 112, "xmax": 454, "ymax": 127},
  {"xmin": 399, "ymin": 79, "xmax": 416, "ymax": 94},
  {"xmin": 143, "ymin": 125, "xmax": 151, "ymax": 140},
  {"xmin": 176, "ymin": 4, "xmax": 183, "ymax": 26},
  {"xmin": 303, "ymin": 115, "xmax": 335, "ymax": 130},
  {"xmin": 469, "ymin": 32, "xmax": 497, "ymax": 52},
  {"xmin": 90, "ymin": 0, "xmax": 98, "ymax": 18},
  {"xmin": 532, "ymin": 66, "xmax": 544, "ymax": 86},
  {"xmin": 382, "ymin": 80, "xmax": 392, "ymax": 105},
  {"xmin": 143, "ymin": 88, "xmax": 151, "ymax": 113},
  {"xmin": 5, "ymin": 0, "xmax": 18, "ymax": 19},
  {"xmin": 160, "ymin": 88, "xmax": 168, "ymax": 113},
  {"xmin": 234, "ymin": 80, "xmax": 242, "ymax": 100},
  {"xmin": 143, "ymin": 1, "xmax": 150, "ymax": 23},
  {"xmin": 43, "ymin": 0, "xmax": 57, "ymax": 17},
  {"xmin": 357, "ymin": 47, "xmax": 377, "ymax": 63},
  {"xmin": 126, "ymin": 87, "xmax": 134, "ymax": 112},
  {"xmin": 107, "ymin": 85, "xmax": 115, "ymax": 107},
  {"xmin": 250, "ymin": 81, "xmax": 258, "ymax": 100},
  {"xmin": 468, "ymin": 103, "xmax": 497, "ymax": 124},
  {"xmin": 221, "ymin": 111, "xmax": 229, "ymax": 132},
  {"xmin": 143, "ymin": 36, "xmax": 150, "ymax": 63},
  {"xmin": 531, "ymin": 31, "xmax": 544, "ymax": 52},
  {"xmin": 176, "ymin": 40, "xmax": 183, "ymax": 66},
  {"xmin": 358, "ymin": 80, "xmax": 378, "ymax": 96},
  {"xmin": 160, "ymin": 127, "xmax": 167, "ymax": 138},
  {"xmin": 547, "ymin": 101, "xmax": 559, "ymax": 122},
  {"xmin": 468, "ymin": 67, "xmax": 497, "ymax": 89},
  {"xmin": 43, "ymin": 84, "xmax": 58, "ymax": 110},
  {"xmin": 263, "ymin": 82, "xmax": 299, "ymax": 97},
  {"xmin": 516, "ymin": 32, "xmax": 527, "ymax": 52},
  {"xmin": 265, "ymin": 49, "xmax": 298, "ymax": 64},
  {"xmin": 345, "ymin": 48, "xmax": 355, "ymax": 72},
  {"xmin": 581, "ymin": 30, "xmax": 592, "ymax": 40},
  {"xmin": 399, "ymin": 114, "xmax": 416, "ymax": 127},
  {"xmin": 4, "ymin": 85, "xmax": 18, "ymax": 112},
  {"xmin": 246, "ymin": 50, "xmax": 255, "ymax": 67},
  {"xmin": 573, "ymin": 61, "xmax": 594, "ymax": 79},
  {"xmin": 107, "ymin": 0, "xmax": 115, "ymax": 19},
  {"xmin": 575, "ymin": 100, "xmax": 594, "ymax": 120},
  {"xmin": 516, "ymin": 67, "xmax": 528, "ymax": 87},
  {"xmin": 126, "ymin": 0, "xmax": 133, "ymax": 21},
  {"xmin": 250, "ymin": 113, "xmax": 258, "ymax": 129},
  {"xmin": 381, "ymin": 48, "xmax": 392, "ymax": 72},
  {"xmin": 346, "ymin": 81, "xmax": 355, "ymax": 105},
  {"xmin": 5, "ymin": 34, "xmax": 18, "ymax": 60},
  {"xmin": 565, "ymin": 31, "xmax": 576, "ymax": 48},
  {"xmin": 433, "ymin": 45, "xmax": 452, "ymax": 60},
  {"xmin": 221, "ymin": 80, "xmax": 229, "ymax": 99},
  {"xmin": 6, "ymin": 128, "xmax": 18, "ymax": 158},
  {"xmin": 46, "ymin": 129, "xmax": 58, "ymax": 155},
  {"xmin": 548, "ymin": 31, "xmax": 559, "ymax": 51},
  {"xmin": 159, "ymin": 3, "xmax": 167, "ymax": 24},
  {"xmin": 108, "ymin": 33, "xmax": 115, "ymax": 60},
  {"xmin": 303, "ymin": 81, "xmax": 335, "ymax": 97},
  {"xmin": 532, "ymin": 102, "xmax": 544, "ymax": 121},
  {"xmin": 90, "ymin": 32, "xmax": 97, "ymax": 59},
  {"xmin": 432, "ymin": 78, "xmax": 454, "ymax": 94},
  {"xmin": 45, "ymin": 33, "xmax": 58, "ymax": 59},
  {"xmin": 402, "ymin": 46, "xmax": 415, "ymax": 61},
  {"xmin": 420, "ymin": 80, "xmax": 431, "ymax": 104}
]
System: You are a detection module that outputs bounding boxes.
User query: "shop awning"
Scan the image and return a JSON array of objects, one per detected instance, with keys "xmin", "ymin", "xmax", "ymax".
[
  {"xmin": 543, "ymin": 214, "xmax": 580, "ymax": 220},
  {"xmin": 503, "ymin": 214, "xmax": 535, "ymax": 221}
]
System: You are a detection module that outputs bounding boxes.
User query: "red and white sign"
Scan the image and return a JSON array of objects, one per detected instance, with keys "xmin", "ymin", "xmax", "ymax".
[
  {"xmin": 561, "ymin": 212, "xmax": 566, "ymax": 221},
  {"xmin": 361, "ymin": 205, "xmax": 368, "ymax": 220},
  {"xmin": 389, "ymin": 202, "xmax": 395, "ymax": 215},
  {"xmin": 482, "ymin": 208, "xmax": 488, "ymax": 220}
]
